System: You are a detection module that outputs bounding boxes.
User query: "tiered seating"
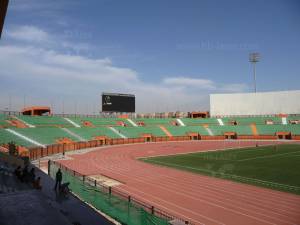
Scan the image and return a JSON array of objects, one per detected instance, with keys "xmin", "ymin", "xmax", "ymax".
[
  {"xmin": 118, "ymin": 126, "xmax": 166, "ymax": 138},
  {"xmin": 133, "ymin": 118, "xmax": 174, "ymax": 126},
  {"xmin": 209, "ymin": 125, "xmax": 253, "ymax": 135},
  {"xmin": 221, "ymin": 116, "xmax": 282, "ymax": 125},
  {"xmin": 0, "ymin": 114, "xmax": 10, "ymax": 127},
  {"xmin": 287, "ymin": 125, "xmax": 300, "ymax": 134},
  {"xmin": 68, "ymin": 127, "xmax": 121, "ymax": 139},
  {"xmin": 166, "ymin": 125, "xmax": 210, "ymax": 136},
  {"xmin": 256, "ymin": 125, "xmax": 300, "ymax": 135},
  {"xmin": 1, "ymin": 115, "xmax": 300, "ymax": 148},
  {"xmin": 10, "ymin": 128, "xmax": 76, "ymax": 145},
  {"xmin": 180, "ymin": 118, "xmax": 219, "ymax": 126},
  {"xmin": 288, "ymin": 116, "xmax": 300, "ymax": 122},
  {"xmin": 17, "ymin": 115, "xmax": 70, "ymax": 127},
  {"xmin": 69, "ymin": 117, "xmax": 130, "ymax": 127},
  {"xmin": 0, "ymin": 129, "xmax": 31, "ymax": 147}
]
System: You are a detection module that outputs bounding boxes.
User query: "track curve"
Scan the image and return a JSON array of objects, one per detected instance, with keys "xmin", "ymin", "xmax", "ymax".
[{"xmin": 58, "ymin": 140, "xmax": 300, "ymax": 225}]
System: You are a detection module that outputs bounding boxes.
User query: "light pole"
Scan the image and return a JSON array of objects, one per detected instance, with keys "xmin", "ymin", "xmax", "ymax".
[{"xmin": 249, "ymin": 53, "xmax": 260, "ymax": 93}]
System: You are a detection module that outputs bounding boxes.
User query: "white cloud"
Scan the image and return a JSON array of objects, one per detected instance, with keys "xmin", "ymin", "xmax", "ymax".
[
  {"xmin": 0, "ymin": 44, "xmax": 211, "ymax": 112},
  {"xmin": 10, "ymin": 0, "xmax": 77, "ymax": 12},
  {"xmin": 0, "ymin": 25, "xmax": 248, "ymax": 113},
  {"xmin": 163, "ymin": 77, "xmax": 216, "ymax": 89},
  {"xmin": 7, "ymin": 26, "xmax": 49, "ymax": 42}
]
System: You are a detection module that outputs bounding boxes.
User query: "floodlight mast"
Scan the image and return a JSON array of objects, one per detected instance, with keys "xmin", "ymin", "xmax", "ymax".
[{"xmin": 249, "ymin": 53, "xmax": 260, "ymax": 93}]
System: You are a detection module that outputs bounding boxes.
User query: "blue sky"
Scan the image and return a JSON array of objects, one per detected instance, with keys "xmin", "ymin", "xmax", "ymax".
[{"xmin": 0, "ymin": 0, "xmax": 299, "ymax": 113}]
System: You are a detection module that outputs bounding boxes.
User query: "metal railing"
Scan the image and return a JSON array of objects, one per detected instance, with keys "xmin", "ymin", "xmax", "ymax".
[{"xmin": 49, "ymin": 160, "xmax": 193, "ymax": 225}]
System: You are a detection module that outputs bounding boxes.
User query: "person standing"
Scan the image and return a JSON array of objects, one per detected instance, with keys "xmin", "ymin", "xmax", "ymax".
[{"xmin": 54, "ymin": 168, "xmax": 62, "ymax": 191}]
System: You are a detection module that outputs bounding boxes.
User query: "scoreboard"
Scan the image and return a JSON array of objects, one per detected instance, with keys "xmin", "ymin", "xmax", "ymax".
[{"xmin": 102, "ymin": 93, "xmax": 135, "ymax": 113}]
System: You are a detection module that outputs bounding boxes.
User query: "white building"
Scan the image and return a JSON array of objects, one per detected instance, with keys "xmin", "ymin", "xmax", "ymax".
[{"xmin": 210, "ymin": 90, "xmax": 300, "ymax": 117}]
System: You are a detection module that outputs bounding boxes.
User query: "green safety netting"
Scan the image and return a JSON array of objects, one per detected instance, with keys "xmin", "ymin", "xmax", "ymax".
[{"xmin": 49, "ymin": 162, "xmax": 169, "ymax": 225}]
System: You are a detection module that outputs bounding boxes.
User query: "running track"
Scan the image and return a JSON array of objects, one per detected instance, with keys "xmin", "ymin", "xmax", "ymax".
[{"xmin": 58, "ymin": 140, "xmax": 300, "ymax": 225}]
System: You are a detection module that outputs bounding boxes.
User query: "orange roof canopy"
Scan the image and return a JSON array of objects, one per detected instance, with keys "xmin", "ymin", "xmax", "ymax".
[{"xmin": 22, "ymin": 106, "xmax": 51, "ymax": 116}]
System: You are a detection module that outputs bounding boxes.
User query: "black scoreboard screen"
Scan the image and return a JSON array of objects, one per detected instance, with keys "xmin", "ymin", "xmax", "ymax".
[{"xmin": 102, "ymin": 93, "xmax": 135, "ymax": 112}]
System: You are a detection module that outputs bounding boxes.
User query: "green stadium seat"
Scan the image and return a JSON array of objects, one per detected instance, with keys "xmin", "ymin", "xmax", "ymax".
[
  {"xmin": 68, "ymin": 127, "xmax": 121, "ymax": 139},
  {"xmin": 16, "ymin": 115, "xmax": 70, "ymax": 127},
  {"xmin": 0, "ymin": 114, "xmax": 11, "ymax": 127},
  {"xmin": 166, "ymin": 125, "xmax": 210, "ymax": 136},
  {"xmin": 68, "ymin": 117, "xmax": 132, "ymax": 127},
  {"xmin": 0, "ymin": 129, "xmax": 32, "ymax": 147},
  {"xmin": 117, "ymin": 126, "xmax": 166, "ymax": 138},
  {"xmin": 256, "ymin": 124, "xmax": 300, "ymax": 135},
  {"xmin": 133, "ymin": 118, "xmax": 174, "ymax": 126}
]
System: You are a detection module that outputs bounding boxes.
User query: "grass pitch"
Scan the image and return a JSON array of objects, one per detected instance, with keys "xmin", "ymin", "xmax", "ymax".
[{"xmin": 141, "ymin": 144, "xmax": 300, "ymax": 195}]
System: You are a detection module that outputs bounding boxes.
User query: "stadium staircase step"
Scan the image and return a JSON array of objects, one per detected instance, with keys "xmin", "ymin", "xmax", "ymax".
[
  {"xmin": 205, "ymin": 127, "xmax": 214, "ymax": 136},
  {"xmin": 217, "ymin": 118, "xmax": 224, "ymax": 126},
  {"xmin": 127, "ymin": 119, "xmax": 138, "ymax": 127},
  {"xmin": 250, "ymin": 124, "xmax": 258, "ymax": 135},
  {"xmin": 12, "ymin": 116, "xmax": 35, "ymax": 128},
  {"xmin": 8, "ymin": 119, "xmax": 28, "ymax": 128},
  {"xmin": 176, "ymin": 118, "xmax": 185, "ymax": 126},
  {"xmin": 109, "ymin": 126, "xmax": 127, "ymax": 138},
  {"xmin": 159, "ymin": 125, "xmax": 172, "ymax": 137},
  {"xmin": 5, "ymin": 129, "xmax": 46, "ymax": 148},
  {"xmin": 282, "ymin": 117, "xmax": 287, "ymax": 125},
  {"xmin": 64, "ymin": 118, "xmax": 81, "ymax": 128},
  {"xmin": 61, "ymin": 128, "xmax": 86, "ymax": 142}
]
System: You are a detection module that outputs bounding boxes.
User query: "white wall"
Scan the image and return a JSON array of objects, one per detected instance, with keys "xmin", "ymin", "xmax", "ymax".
[{"xmin": 210, "ymin": 90, "xmax": 300, "ymax": 116}]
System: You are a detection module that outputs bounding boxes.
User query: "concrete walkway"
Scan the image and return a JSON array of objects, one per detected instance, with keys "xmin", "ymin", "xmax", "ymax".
[
  {"xmin": 34, "ymin": 166, "xmax": 115, "ymax": 225},
  {"xmin": 0, "ymin": 158, "xmax": 115, "ymax": 225}
]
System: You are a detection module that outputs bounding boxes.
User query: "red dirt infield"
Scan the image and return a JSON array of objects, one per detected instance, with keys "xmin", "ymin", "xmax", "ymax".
[{"xmin": 58, "ymin": 140, "xmax": 300, "ymax": 225}]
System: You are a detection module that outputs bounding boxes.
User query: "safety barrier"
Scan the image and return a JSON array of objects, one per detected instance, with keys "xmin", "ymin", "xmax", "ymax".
[
  {"xmin": 23, "ymin": 134, "xmax": 300, "ymax": 160},
  {"xmin": 28, "ymin": 136, "xmax": 191, "ymax": 160},
  {"xmin": 49, "ymin": 160, "xmax": 192, "ymax": 225}
]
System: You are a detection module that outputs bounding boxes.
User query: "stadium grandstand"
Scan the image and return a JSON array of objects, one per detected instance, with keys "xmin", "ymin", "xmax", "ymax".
[
  {"xmin": 1, "ymin": 91, "xmax": 300, "ymax": 224},
  {"xmin": 1, "ymin": 90, "xmax": 300, "ymax": 151},
  {"xmin": 1, "ymin": 99, "xmax": 300, "ymax": 224}
]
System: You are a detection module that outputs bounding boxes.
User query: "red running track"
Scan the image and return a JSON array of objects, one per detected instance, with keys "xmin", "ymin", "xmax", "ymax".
[{"xmin": 58, "ymin": 140, "xmax": 300, "ymax": 225}]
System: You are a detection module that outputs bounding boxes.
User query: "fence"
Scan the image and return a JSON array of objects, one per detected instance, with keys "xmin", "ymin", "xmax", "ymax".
[
  {"xmin": 49, "ymin": 160, "xmax": 191, "ymax": 225},
  {"xmin": 24, "ymin": 134, "xmax": 300, "ymax": 160},
  {"xmin": 28, "ymin": 136, "xmax": 191, "ymax": 160}
]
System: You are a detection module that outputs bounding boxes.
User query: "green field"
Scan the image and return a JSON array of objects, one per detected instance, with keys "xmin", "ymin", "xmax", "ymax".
[{"xmin": 141, "ymin": 144, "xmax": 300, "ymax": 195}]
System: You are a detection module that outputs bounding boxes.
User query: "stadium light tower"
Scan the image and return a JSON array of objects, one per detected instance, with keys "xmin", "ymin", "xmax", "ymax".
[{"xmin": 249, "ymin": 53, "xmax": 260, "ymax": 93}]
